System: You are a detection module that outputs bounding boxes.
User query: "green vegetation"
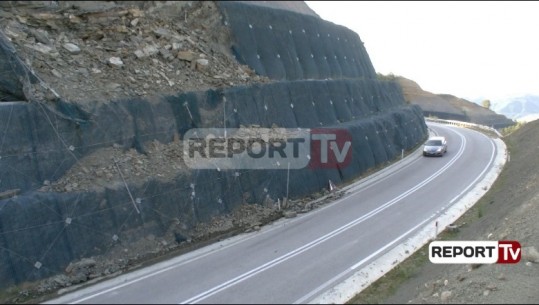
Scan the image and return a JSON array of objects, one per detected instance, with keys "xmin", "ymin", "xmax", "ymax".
[
  {"xmin": 501, "ymin": 121, "xmax": 525, "ymax": 136},
  {"xmin": 477, "ymin": 204, "xmax": 483, "ymax": 218},
  {"xmin": 481, "ymin": 99, "xmax": 491, "ymax": 109}
]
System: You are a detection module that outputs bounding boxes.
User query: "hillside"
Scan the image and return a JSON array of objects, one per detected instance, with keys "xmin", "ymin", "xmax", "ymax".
[
  {"xmin": 0, "ymin": 1, "xmax": 270, "ymax": 106},
  {"xmin": 395, "ymin": 76, "xmax": 515, "ymax": 129},
  {"xmin": 375, "ymin": 119, "xmax": 539, "ymax": 304},
  {"xmin": 0, "ymin": 1, "xmax": 428, "ymax": 302}
]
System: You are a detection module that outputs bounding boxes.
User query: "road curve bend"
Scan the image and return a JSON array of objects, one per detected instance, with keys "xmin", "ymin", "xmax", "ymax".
[{"xmin": 47, "ymin": 123, "xmax": 502, "ymax": 304}]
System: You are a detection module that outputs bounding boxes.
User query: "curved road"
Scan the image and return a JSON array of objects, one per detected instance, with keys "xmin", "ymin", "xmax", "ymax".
[{"xmin": 47, "ymin": 123, "xmax": 498, "ymax": 304}]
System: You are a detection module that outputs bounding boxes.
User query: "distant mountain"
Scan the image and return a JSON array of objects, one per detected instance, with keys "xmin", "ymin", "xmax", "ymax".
[
  {"xmin": 516, "ymin": 113, "xmax": 539, "ymax": 123},
  {"xmin": 393, "ymin": 76, "xmax": 515, "ymax": 129},
  {"xmin": 490, "ymin": 95, "xmax": 539, "ymax": 122}
]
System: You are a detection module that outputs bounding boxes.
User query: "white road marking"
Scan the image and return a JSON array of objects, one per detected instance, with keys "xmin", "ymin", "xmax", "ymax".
[
  {"xmin": 297, "ymin": 127, "xmax": 498, "ymax": 303},
  {"xmin": 450, "ymin": 135, "xmax": 496, "ymax": 204},
  {"xmin": 179, "ymin": 129, "xmax": 466, "ymax": 304},
  {"xmin": 59, "ymin": 125, "xmax": 479, "ymax": 305},
  {"xmin": 293, "ymin": 215, "xmax": 434, "ymax": 304}
]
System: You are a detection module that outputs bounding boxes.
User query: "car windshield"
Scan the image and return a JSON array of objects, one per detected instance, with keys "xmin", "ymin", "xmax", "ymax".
[{"xmin": 426, "ymin": 140, "xmax": 442, "ymax": 146}]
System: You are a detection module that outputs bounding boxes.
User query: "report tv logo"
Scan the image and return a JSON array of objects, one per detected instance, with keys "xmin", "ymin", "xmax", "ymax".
[
  {"xmin": 183, "ymin": 128, "xmax": 352, "ymax": 169},
  {"xmin": 309, "ymin": 128, "xmax": 352, "ymax": 169},
  {"xmin": 429, "ymin": 241, "xmax": 521, "ymax": 264}
]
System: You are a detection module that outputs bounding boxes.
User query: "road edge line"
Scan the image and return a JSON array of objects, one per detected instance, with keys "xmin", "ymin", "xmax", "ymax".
[{"xmin": 309, "ymin": 135, "xmax": 507, "ymax": 304}]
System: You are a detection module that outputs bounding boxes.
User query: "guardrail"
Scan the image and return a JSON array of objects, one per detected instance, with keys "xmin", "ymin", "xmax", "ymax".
[{"xmin": 425, "ymin": 117, "xmax": 503, "ymax": 138}]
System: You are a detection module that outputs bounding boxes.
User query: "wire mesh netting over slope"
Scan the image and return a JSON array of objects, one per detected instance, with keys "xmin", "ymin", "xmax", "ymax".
[{"xmin": 0, "ymin": 1, "xmax": 428, "ymax": 300}]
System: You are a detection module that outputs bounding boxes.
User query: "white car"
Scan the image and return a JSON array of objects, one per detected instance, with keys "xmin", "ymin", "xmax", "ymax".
[{"xmin": 423, "ymin": 136, "xmax": 447, "ymax": 157}]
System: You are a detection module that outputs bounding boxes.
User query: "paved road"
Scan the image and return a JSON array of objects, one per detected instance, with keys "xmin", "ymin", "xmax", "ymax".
[{"xmin": 47, "ymin": 123, "xmax": 497, "ymax": 304}]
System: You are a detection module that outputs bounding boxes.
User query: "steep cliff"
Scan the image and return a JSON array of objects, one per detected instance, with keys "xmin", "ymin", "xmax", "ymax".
[{"xmin": 0, "ymin": 1, "xmax": 427, "ymax": 294}]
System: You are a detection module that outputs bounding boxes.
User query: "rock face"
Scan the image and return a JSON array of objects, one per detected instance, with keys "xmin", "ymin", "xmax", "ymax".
[
  {"xmin": 0, "ymin": 1, "xmax": 268, "ymax": 105},
  {"xmin": 0, "ymin": 1, "xmax": 428, "ymax": 292}
]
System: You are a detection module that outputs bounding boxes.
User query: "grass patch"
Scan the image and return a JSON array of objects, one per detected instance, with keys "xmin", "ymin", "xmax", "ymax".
[
  {"xmin": 477, "ymin": 204, "xmax": 484, "ymax": 218},
  {"xmin": 501, "ymin": 121, "xmax": 525, "ymax": 137}
]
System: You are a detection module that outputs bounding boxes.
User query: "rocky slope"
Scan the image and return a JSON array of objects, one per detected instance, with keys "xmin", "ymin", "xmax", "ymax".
[
  {"xmin": 0, "ymin": 2, "xmax": 379, "ymax": 302},
  {"xmin": 0, "ymin": 1, "xmax": 276, "ymax": 301},
  {"xmin": 0, "ymin": 1, "xmax": 269, "ymax": 109},
  {"xmin": 0, "ymin": 2, "xmax": 429, "ymax": 302}
]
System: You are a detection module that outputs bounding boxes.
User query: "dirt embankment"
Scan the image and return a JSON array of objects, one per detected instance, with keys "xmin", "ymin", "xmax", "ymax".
[{"xmin": 383, "ymin": 120, "xmax": 539, "ymax": 304}]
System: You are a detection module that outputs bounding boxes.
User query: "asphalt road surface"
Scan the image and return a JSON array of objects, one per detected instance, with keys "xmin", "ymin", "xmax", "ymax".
[{"xmin": 47, "ymin": 123, "xmax": 497, "ymax": 304}]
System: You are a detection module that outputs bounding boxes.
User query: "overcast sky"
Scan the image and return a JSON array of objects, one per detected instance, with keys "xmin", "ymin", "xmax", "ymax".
[{"xmin": 305, "ymin": 1, "xmax": 539, "ymax": 101}]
